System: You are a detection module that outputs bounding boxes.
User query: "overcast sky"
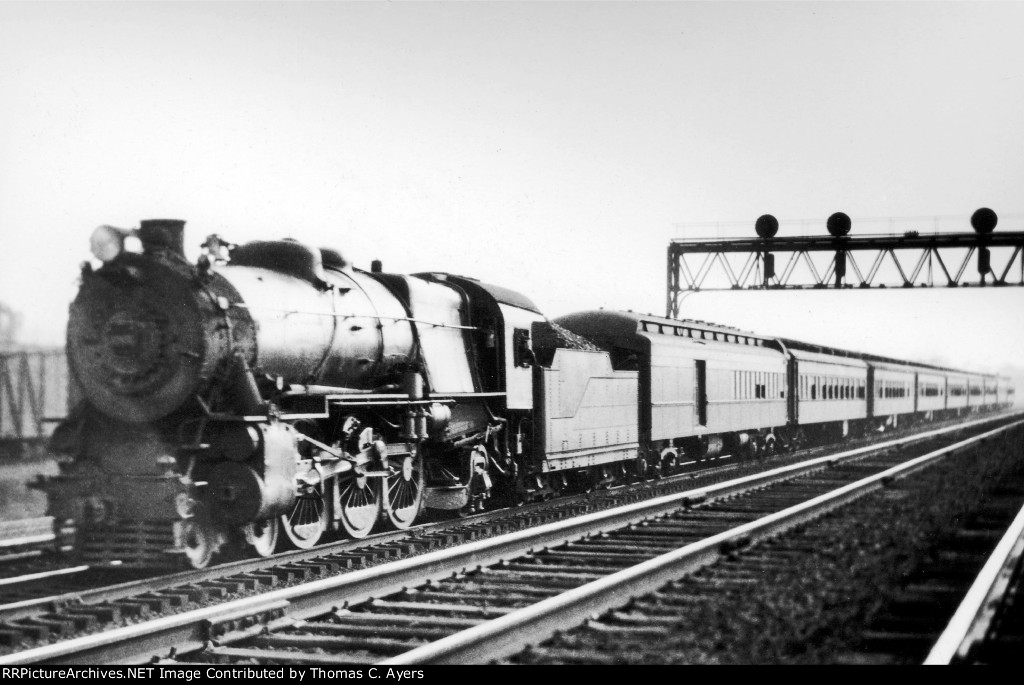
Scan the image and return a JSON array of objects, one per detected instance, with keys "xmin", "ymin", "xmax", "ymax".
[{"xmin": 1, "ymin": 1, "xmax": 1022, "ymax": 373}]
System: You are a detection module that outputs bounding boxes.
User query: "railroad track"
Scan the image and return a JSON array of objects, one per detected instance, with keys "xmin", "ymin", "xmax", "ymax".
[
  {"xmin": 0, "ymin": 518, "xmax": 57, "ymax": 567},
  {"xmin": 925, "ymin": 499, "xmax": 1024, "ymax": 664},
  {"xmin": 508, "ymin": 422, "xmax": 1024, "ymax": 665},
  {"xmin": 2, "ymin": 412, "xmax": 1018, "ymax": 665},
  {"xmin": 0, "ymin": 414, "xmax": 957, "ymax": 629},
  {"xmin": 0, "ymin": 445, "xmax": 777, "ymax": 646}
]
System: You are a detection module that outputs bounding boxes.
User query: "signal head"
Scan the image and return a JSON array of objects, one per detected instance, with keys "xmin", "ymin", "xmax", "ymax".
[
  {"xmin": 827, "ymin": 212, "xmax": 851, "ymax": 237},
  {"xmin": 970, "ymin": 207, "xmax": 998, "ymax": 234},
  {"xmin": 755, "ymin": 214, "xmax": 779, "ymax": 239}
]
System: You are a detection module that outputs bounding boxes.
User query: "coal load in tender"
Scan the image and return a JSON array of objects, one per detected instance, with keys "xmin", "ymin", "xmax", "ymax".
[{"xmin": 531, "ymin": 320, "xmax": 601, "ymax": 367}]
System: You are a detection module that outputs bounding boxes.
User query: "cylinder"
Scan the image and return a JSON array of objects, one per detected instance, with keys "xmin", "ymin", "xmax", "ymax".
[{"xmin": 206, "ymin": 422, "xmax": 298, "ymax": 523}]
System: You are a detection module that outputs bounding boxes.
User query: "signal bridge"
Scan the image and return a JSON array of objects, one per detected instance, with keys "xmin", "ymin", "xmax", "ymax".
[{"xmin": 667, "ymin": 208, "xmax": 1024, "ymax": 318}]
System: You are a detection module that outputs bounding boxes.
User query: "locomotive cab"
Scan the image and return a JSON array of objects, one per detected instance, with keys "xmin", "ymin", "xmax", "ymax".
[{"xmin": 415, "ymin": 273, "xmax": 546, "ymax": 410}]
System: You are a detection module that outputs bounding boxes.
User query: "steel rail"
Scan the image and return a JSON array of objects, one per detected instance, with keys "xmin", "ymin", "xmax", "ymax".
[
  {"xmin": 0, "ymin": 412, "xmax": 1017, "ymax": 665},
  {"xmin": 385, "ymin": 417, "xmax": 1024, "ymax": 665},
  {"xmin": 0, "ymin": 518, "xmax": 54, "ymax": 549},
  {"xmin": 0, "ymin": 566, "xmax": 89, "ymax": 589},
  {"xmin": 0, "ymin": 534, "xmax": 53, "ymax": 550},
  {"xmin": 923, "ymin": 500, "xmax": 1024, "ymax": 664},
  {"xmin": 0, "ymin": 517, "xmax": 56, "ymax": 564},
  {"xmin": 0, "ymin": 483, "xmax": 590, "ymax": 623}
]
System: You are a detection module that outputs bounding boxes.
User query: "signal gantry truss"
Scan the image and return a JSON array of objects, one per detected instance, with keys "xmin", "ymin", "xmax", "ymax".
[
  {"xmin": 666, "ymin": 211, "xmax": 1024, "ymax": 318},
  {"xmin": 0, "ymin": 349, "xmax": 66, "ymax": 446}
]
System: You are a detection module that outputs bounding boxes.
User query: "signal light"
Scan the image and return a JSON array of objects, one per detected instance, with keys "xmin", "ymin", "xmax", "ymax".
[
  {"xmin": 827, "ymin": 212, "xmax": 851, "ymax": 237},
  {"xmin": 763, "ymin": 253, "xmax": 775, "ymax": 280},
  {"xmin": 971, "ymin": 207, "xmax": 997, "ymax": 234},
  {"xmin": 755, "ymin": 214, "xmax": 779, "ymax": 239}
]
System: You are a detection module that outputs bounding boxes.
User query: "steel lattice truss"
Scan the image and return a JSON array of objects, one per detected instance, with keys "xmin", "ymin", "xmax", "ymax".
[
  {"xmin": 0, "ymin": 349, "xmax": 65, "ymax": 442},
  {"xmin": 667, "ymin": 231, "xmax": 1024, "ymax": 318}
]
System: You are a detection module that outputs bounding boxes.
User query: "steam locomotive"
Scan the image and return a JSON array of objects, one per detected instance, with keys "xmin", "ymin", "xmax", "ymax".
[{"xmin": 43, "ymin": 219, "xmax": 1014, "ymax": 568}]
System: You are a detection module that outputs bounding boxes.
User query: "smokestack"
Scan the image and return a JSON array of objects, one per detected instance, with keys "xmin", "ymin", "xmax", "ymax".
[{"xmin": 138, "ymin": 219, "xmax": 186, "ymax": 258}]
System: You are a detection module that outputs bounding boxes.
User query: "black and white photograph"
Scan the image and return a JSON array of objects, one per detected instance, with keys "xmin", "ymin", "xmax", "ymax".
[{"xmin": 1, "ymin": 0, "xmax": 1023, "ymax": 669}]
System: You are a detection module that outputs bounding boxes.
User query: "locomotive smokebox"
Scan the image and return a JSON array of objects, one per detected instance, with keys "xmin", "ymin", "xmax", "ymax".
[
  {"xmin": 138, "ymin": 219, "xmax": 187, "ymax": 258},
  {"xmin": 68, "ymin": 220, "xmax": 257, "ymax": 423}
]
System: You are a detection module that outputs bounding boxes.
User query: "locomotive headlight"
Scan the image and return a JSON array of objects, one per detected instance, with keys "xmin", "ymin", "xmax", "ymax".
[{"xmin": 89, "ymin": 224, "xmax": 132, "ymax": 262}]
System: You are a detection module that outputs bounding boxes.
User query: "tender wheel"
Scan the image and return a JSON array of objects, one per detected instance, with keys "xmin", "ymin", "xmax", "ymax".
[
  {"xmin": 181, "ymin": 517, "xmax": 214, "ymax": 569},
  {"xmin": 383, "ymin": 449, "xmax": 424, "ymax": 530},
  {"xmin": 574, "ymin": 468, "xmax": 595, "ymax": 494},
  {"xmin": 632, "ymin": 454, "xmax": 648, "ymax": 481},
  {"xmin": 660, "ymin": 448, "xmax": 678, "ymax": 476},
  {"xmin": 695, "ymin": 437, "xmax": 710, "ymax": 463},
  {"xmin": 512, "ymin": 473, "xmax": 531, "ymax": 506},
  {"xmin": 281, "ymin": 481, "xmax": 328, "ymax": 549},
  {"xmin": 243, "ymin": 518, "xmax": 279, "ymax": 558},
  {"xmin": 337, "ymin": 471, "xmax": 382, "ymax": 538}
]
